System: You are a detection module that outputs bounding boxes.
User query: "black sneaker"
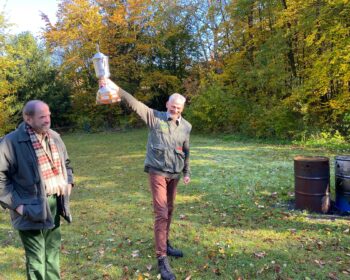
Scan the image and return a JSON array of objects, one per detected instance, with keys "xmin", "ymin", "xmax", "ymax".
[
  {"xmin": 158, "ymin": 256, "xmax": 176, "ymax": 280},
  {"xmin": 166, "ymin": 240, "xmax": 184, "ymax": 258}
]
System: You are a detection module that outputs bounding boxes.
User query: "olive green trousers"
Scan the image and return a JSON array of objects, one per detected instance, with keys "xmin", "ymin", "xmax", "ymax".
[{"xmin": 18, "ymin": 195, "xmax": 61, "ymax": 280}]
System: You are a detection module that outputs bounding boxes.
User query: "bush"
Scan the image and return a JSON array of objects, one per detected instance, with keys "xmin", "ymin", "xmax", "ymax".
[
  {"xmin": 293, "ymin": 130, "xmax": 350, "ymax": 151},
  {"xmin": 186, "ymin": 84, "xmax": 244, "ymax": 133}
]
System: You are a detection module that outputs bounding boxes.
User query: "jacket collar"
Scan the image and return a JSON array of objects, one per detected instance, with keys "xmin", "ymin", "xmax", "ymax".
[
  {"xmin": 166, "ymin": 112, "xmax": 182, "ymax": 125},
  {"xmin": 17, "ymin": 122, "xmax": 31, "ymax": 142}
]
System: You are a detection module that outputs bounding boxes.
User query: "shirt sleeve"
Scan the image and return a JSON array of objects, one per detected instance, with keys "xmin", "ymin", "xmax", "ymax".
[{"xmin": 118, "ymin": 88, "xmax": 157, "ymax": 128}]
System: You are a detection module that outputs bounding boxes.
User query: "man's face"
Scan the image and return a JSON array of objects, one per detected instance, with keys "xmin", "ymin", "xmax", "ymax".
[
  {"xmin": 166, "ymin": 100, "xmax": 184, "ymax": 120},
  {"xmin": 26, "ymin": 103, "xmax": 51, "ymax": 134}
]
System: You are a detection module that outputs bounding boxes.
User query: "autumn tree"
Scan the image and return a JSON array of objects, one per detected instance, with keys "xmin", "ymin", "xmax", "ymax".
[
  {"xmin": 39, "ymin": 0, "xmax": 349, "ymax": 138},
  {"xmin": 5, "ymin": 32, "xmax": 73, "ymax": 128},
  {"xmin": 0, "ymin": 10, "xmax": 17, "ymax": 135},
  {"xmin": 187, "ymin": 0, "xmax": 350, "ymax": 139},
  {"xmin": 43, "ymin": 0, "xmax": 200, "ymax": 128}
]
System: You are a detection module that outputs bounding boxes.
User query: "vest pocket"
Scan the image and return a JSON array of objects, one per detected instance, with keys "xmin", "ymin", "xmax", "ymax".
[
  {"xmin": 150, "ymin": 144, "xmax": 165, "ymax": 166},
  {"xmin": 174, "ymin": 149, "xmax": 185, "ymax": 173}
]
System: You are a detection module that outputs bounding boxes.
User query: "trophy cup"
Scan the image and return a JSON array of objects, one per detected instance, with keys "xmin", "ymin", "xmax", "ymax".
[{"xmin": 92, "ymin": 45, "xmax": 121, "ymax": 104}]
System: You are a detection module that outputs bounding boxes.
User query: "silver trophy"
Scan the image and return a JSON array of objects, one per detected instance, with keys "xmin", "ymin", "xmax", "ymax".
[{"xmin": 92, "ymin": 45, "xmax": 120, "ymax": 104}]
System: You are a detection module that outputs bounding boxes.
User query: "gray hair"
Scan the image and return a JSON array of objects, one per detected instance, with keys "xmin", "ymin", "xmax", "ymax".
[
  {"xmin": 168, "ymin": 93, "xmax": 186, "ymax": 105},
  {"xmin": 22, "ymin": 100, "xmax": 48, "ymax": 118}
]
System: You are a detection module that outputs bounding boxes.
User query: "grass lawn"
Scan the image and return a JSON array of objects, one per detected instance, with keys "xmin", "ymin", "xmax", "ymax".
[{"xmin": 1, "ymin": 128, "xmax": 350, "ymax": 280}]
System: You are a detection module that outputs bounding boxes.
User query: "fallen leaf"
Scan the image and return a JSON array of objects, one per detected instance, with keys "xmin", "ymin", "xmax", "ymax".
[
  {"xmin": 314, "ymin": 259, "xmax": 326, "ymax": 267},
  {"xmin": 254, "ymin": 251, "xmax": 266, "ymax": 259},
  {"xmin": 105, "ymin": 264, "xmax": 113, "ymax": 269},
  {"xmin": 274, "ymin": 264, "xmax": 281, "ymax": 273},
  {"xmin": 212, "ymin": 267, "xmax": 221, "ymax": 275},
  {"xmin": 328, "ymin": 272, "xmax": 339, "ymax": 280},
  {"xmin": 99, "ymin": 248, "xmax": 105, "ymax": 257},
  {"xmin": 194, "ymin": 236, "xmax": 200, "ymax": 244},
  {"xmin": 131, "ymin": 250, "xmax": 140, "ymax": 258},
  {"xmin": 180, "ymin": 214, "xmax": 187, "ymax": 220}
]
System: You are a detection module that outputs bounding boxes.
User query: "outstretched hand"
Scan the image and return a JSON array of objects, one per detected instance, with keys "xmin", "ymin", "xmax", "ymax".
[
  {"xmin": 98, "ymin": 77, "xmax": 107, "ymax": 88},
  {"xmin": 98, "ymin": 78, "xmax": 121, "ymax": 102},
  {"xmin": 98, "ymin": 78, "xmax": 119, "ymax": 89}
]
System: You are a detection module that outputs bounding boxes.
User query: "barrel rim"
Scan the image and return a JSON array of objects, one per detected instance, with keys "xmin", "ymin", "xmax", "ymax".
[
  {"xmin": 335, "ymin": 155, "xmax": 350, "ymax": 161},
  {"xmin": 294, "ymin": 155, "xmax": 329, "ymax": 162}
]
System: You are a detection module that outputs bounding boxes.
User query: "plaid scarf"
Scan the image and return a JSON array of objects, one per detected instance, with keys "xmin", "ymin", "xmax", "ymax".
[{"xmin": 26, "ymin": 124, "xmax": 66, "ymax": 195}]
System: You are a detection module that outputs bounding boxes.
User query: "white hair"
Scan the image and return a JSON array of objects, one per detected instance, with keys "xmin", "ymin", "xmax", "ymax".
[{"xmin": 168, "ymin": 93, "xmax": 186, "ymax": 105}]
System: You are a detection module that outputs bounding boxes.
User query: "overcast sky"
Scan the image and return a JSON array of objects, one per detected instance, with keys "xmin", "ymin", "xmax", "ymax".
[{"xmin": 1, "ymin": 0, "xmax": 58, "ymax": 35}]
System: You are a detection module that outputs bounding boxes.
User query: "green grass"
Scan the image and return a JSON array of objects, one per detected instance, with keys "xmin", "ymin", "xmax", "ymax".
[{"xmin": 1, "ymin": 129, "xmax": 350, "ymax": 280}]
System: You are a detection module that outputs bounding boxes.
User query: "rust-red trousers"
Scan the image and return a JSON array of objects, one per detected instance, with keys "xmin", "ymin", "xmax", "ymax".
[{"xmin": 149, "ymin": 173, "xmax": 179, "ymax": 257}]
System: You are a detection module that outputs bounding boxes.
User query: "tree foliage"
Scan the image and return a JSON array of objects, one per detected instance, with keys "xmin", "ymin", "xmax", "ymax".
[
  {"xmin": 1, "ymin": 0, "xmax": 349, "ymax": 139},
  {"xmin": 5, "ymin": 32, "xmax": 73, "ymax": 129},
  {"xmin": 187, "ymin": 0, "xmax": 350, "ymax": 139},
  {"xmin": 0, "ymin": 10, "xmax": 17, "ymax": 135},
  {"xmin": 42, "ymin": 0, "xmax": 199, "ymax": 129}
]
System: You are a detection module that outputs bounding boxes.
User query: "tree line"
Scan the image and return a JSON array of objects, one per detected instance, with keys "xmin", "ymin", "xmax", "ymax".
[{"xmin": 1, "ymin": 0, "xmax": 349, "ymax": 139}]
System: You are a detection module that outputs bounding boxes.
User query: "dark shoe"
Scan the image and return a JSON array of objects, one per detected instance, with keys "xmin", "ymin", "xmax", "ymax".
[
  {"xmin": 158, "ymin": 256, "xmax": 176, "ymax": 280},
  {"xmin": 167, "ymin": 240, "xmax": 183, "ymax": 258}
]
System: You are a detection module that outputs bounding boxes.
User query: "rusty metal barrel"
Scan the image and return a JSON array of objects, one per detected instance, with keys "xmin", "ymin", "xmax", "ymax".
[
  {"xmin": 294, "ymin": 156, "xmax": 330, "ymax": 213},
  {"xmin": 335, "ymin": 156, "xmax": 350, "ymax": 212}
]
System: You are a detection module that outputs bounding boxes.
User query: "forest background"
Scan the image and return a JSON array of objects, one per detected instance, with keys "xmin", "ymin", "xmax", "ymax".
[{"xmin": 0, "ymin": 0, "xmax": 349, "ymax": 141}]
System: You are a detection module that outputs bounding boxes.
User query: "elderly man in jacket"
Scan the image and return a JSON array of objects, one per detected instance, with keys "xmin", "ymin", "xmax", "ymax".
[
  {"xmin": 0, "ymin": 100, "xmax": 73, "ymax": 280},
  {"xmin": 100, "ymin": 79, "xmax": 191, "ymax": 280}
]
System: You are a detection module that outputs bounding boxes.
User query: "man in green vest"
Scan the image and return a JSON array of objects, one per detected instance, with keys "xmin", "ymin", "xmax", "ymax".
[
  {"xmin": 100, "ymin": 79, "xmax": 192, "ymax": 280},
  {"xmin": 0, "ymin": 100, "xmax": 73, "ymax": 279}
]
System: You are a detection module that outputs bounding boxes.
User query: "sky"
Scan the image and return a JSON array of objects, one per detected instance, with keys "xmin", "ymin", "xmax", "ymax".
[{"xmin": 1, "ymin": 0, "xmax": 58, "ymax": 35}]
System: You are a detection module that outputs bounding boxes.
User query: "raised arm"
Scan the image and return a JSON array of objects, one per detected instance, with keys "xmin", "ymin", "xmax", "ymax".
[{"xmin": 100, "ymin": 79, "xmax": 157, "ymax": 128}]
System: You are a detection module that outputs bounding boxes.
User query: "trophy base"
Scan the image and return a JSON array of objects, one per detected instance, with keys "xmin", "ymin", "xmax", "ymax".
[
  {"xmin": 96, "ymin": 97, "xmax": 121, "ymax": 105},
  {"xmin": 96, "ymin": 87, "xmax": 121, "ymax": 105}
]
